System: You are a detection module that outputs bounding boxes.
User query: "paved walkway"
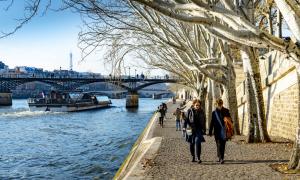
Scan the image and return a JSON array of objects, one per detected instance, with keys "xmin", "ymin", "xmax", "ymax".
[{"xmin": 143, "ymin": 101, "xmax": 300, "ymax": 180}]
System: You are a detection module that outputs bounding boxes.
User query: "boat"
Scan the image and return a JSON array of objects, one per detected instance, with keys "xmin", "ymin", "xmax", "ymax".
[{"xmin": 28, "ymin": 91, "xmax": 112, "ymax": 112}]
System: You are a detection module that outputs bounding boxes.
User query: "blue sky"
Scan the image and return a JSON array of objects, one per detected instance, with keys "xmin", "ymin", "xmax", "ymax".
[
  {"xmin": 0, "ymin": 1, "xmax": 89, "ymax": 72},
  {"xmin": 0, "ymin": 1, "xmax": 162, "ymax": 76}
]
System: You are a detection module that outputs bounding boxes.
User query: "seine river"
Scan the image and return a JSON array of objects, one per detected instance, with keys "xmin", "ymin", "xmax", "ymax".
[{"xmin": 0, "ymin": 98, "xmax": 164, "ymax": 179}]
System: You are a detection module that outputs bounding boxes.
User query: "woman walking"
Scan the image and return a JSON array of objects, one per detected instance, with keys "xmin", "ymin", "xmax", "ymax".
[
  {"xmin": 157, "ymin": 105, "xmax": 165, "ymax": 128},
  {"xmin": 185, "ymin": 99, "xmax": 206, "ymax": 163},
  {"xmin": 209, "ymin": 98, "xmax": 231, "ymax": 164}
]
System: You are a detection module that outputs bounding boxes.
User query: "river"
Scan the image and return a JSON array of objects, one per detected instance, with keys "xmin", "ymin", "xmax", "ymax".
[{"xmin": 0, "ymin": 98, "xmax": 164, "ymax": 179}]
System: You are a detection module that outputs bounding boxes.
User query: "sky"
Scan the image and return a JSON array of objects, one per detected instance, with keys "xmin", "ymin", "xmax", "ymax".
[{"xmin": 0, "ymin": 1, "xmax": 164, "ymax": 76}]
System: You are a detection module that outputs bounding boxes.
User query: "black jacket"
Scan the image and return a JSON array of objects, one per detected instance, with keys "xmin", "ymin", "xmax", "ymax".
[
  {"xmin": 209, "ymin": 107, "xmax": 231, "ymax": 140},
  {"xmin": 185, "ymin": 108, "xmax": 206, "ymax": 133}
]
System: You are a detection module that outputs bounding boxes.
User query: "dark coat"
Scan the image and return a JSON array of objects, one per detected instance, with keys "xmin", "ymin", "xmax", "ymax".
[
  {"xmin": 157, "ymin": 107, "xmax": 165, "ymax": 117},
  {"xmin": 209, "ymin": 107, "xmax": 231, "ymax": 140},
  {"xmin": 185, "ymin": 108, "xmax": 206, "ymax": 143}
]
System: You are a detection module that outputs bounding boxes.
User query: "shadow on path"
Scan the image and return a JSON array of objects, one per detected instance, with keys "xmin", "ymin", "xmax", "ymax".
[{"xmin": 200, "ymin": 159, "xmax": 289, "ymax": 165}]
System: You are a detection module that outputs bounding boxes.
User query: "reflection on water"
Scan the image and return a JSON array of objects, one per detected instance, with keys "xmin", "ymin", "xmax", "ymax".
[
  {"xmin": 126, "ymin": 108, "xmax": 138, "ymax": 113},
  {"xmin": 0, "ymin": 98, "xmax": 165, "ymax": 179}
]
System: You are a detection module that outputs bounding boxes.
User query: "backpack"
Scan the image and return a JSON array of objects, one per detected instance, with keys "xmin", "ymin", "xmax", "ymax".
[{"xmin": 224, "ymin": 117, "xmax": 234, "ymax": 139}]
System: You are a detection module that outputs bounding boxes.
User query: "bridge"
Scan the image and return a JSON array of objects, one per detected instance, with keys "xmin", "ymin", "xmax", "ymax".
[
  {"xmin": 91, "ymin": 90, "xmax": 173, "ymax": 99},
  {"xmin": 0, "ymin": 76, "xmax": 180, "ymax": 107}
]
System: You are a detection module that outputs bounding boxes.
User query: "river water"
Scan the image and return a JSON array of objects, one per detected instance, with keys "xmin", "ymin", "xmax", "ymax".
[{"xmin": 0, "ymin": 99, "xmax": 164, "ymax": 179}]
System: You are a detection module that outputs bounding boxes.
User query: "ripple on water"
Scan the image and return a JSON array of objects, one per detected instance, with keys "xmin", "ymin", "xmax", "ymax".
[
  {"xmin": 117, "ymin": 141, "xmax": 132, "ymax": 149},
  {"xmin": 109, "ymin": 155, "xmax": 119, "ymax": 162},
  {"xmin": 0, "ymin": 110, "xmax": 64, "ymax": 119}
]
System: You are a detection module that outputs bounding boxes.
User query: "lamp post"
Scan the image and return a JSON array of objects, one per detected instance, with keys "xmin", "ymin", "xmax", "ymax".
[
  {"xmin": 129, "ymin": 67, "xmax": 131, "ymax": 78},
  {"xmin": 135, "ymin": 69, "xmax": 137, "ymax": 78}
]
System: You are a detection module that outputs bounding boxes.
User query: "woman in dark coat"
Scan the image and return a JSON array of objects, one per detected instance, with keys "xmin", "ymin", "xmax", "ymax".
[
  {"xmin": 185, "ymin": 99, "xmax": 206, "ymax": 163},
  {"xmin": 209, "ymin": 98, "xmax": 231, "ymax": 164}
]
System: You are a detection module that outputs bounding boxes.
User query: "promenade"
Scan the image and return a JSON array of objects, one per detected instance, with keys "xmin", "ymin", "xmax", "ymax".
[{"xmin": 142, "ymin": 101, "xmax": 300, "ymax": 180}]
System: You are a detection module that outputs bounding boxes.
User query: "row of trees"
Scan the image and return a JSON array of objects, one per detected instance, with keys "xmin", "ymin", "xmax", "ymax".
[{"xmin": 2, "ymin": 0, "xmax": 300, "ymax": 170}]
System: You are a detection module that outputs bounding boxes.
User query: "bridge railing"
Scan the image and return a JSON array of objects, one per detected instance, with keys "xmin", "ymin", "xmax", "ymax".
[{"xmin": 0, "ymin": 73, "xmax": 180, "ymax": 80}]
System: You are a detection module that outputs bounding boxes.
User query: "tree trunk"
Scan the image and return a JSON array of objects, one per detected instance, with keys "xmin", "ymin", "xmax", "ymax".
[
  {"xmin": 267, "ymin": 6, "xmax": 273, "ymax": 35},
  {"xmin": 200, "ymin": 87, "xmax": 207, "ymax": 110},
  {"xmin": 195, "ymin": 73, "xmax": 201, "ymax": 99},
  {"xmin": 206, "ymin": 79, "xmax": 213, "ymax": 129},
  {"xmin": 211, "ymin": 80, "xmax": 221, "ymax": 102},
  {"xmin": 199, "ymin": 75, "xmax": 206, "ymax": 111},
  {"xmin": 195, "ymin": 87, "xmax": 201, "ymax": 99},
  {"xmin": 239, "ymin": 0, "xmax": 271, "ymax": 143},
  {"xmin": 276, "ymin": 9, "xmax": 282, "ymax": 38},
  {"xmin": 247, "ymin": 47, "xmax": 271, "ymax": 142},
  {"xmin": 201, "ymin": 87, "xmax": 207, "ymax": 130},
  {"xmin": 241, "ymin": 47, "xmax": 271, "ymax": 143},
  {"xmin": 223, "ymin": 75, "xmax": 241, "ymax": 135},
  {"xmin": 244, "ymin": 72, "xmax": 260, "ymax": 143}
]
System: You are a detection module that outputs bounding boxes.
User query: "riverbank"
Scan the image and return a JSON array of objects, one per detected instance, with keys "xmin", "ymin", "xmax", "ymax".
[{"xmin": 115, "ymin": 99, "xmax": 300, "ymax": 179}]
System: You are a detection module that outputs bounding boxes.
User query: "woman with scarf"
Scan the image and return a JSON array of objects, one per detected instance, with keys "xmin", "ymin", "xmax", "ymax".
[{"xmin": 185, "ymin": 99, "xmax": 206, "ymax": 163}]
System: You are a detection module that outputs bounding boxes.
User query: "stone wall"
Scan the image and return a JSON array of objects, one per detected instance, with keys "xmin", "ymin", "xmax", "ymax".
[
  {"xmin": 269, "ymin": 83, "xmax": 298, "ymax": 139},
  {"xmin": 236, "ymin": 51, "xmax": 299, "ymax": 140}
]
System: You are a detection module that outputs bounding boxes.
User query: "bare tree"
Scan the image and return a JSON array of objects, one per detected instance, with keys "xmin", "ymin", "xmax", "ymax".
[{"xmin": 73, "ymin": 2, "xmax": 243, "ymax": 134}]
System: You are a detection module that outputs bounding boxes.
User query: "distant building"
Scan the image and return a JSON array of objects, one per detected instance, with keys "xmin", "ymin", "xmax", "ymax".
[
  {"xmin": 15, "ymin": 66, "xmax": 43, "ymax": 74},
  {"xmin": 0, "ymin": 61, "xmax": 8, "ymax": 71}
]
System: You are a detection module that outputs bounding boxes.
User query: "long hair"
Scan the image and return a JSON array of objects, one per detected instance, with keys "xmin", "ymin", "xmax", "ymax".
[
  {"xmin": 180, "ymin": 111, "xmax": 186, "ymax": 120},
  {"xmin": 193, "ymin": 99, "xmax": 201, "ymax": 105},
  {"xmin": 215, "ymin": 98, "xmax": 223, "ymax": 106}
]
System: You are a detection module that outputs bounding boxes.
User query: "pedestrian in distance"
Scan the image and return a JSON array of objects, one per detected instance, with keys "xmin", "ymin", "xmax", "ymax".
[
  {"xmin": 180, "ymin": 111, "xmax": 187, "ymax": 138},
  {"xmin": 162, "ymin": 102, "xmax": 168, "ymax": 114},
  {"xmin": 157, "ymin": 105, "xmax": 165, "ymax": 128},
  {"xmin": 185, "ymin": 99, "xmax": 206, "ymax": 163},
  {"xmin": 172, "ymin": 97, "xmax": 176, "ymax": 104},
  {"xmin": 209, "ymin": 98, "xmax": 232, "ymax": 164},
  {"xmin": 173, "ymin": 108, "xmax": 182, "ymax": 131}
]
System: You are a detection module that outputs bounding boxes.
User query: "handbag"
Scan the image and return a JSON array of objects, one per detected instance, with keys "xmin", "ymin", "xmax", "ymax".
[
  {"xmin": 186, "ymin": 128, "xmax": 192, "ymax": 136},
  {"xmin": 214, "ymin": 111, "xmax": 226, "ymax": 140},
  {"xmin": 224, "ymin": 116, "xmax": 234, "ymax": 139},
  {"xmin": 186, "ymin": 124, "xmax": 192, "ymax": 136}
]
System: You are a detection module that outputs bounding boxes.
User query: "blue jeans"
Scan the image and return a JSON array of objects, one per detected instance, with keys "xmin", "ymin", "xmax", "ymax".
[
  {"xmin": 190, "ymin": 140, "xmax": 201, "ymax": 160},
  {"xmin": 176, "ymin": 120, "xmax": 181, "ymax": 130},
  {"xmin": 190, "ymin": 132, "xmax": 204, "ymax": 160}
]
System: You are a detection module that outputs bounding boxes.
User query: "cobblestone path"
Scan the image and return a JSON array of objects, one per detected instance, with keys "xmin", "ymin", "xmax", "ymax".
[{"xmin": 144, "ymin": 101, "xmax": 300, "ymax": 180}]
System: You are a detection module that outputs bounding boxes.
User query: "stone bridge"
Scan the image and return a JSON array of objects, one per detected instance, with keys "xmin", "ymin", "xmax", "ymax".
[{"xmin": 0, "ymin": 76, "xmax": 180, "ymax": 107}]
